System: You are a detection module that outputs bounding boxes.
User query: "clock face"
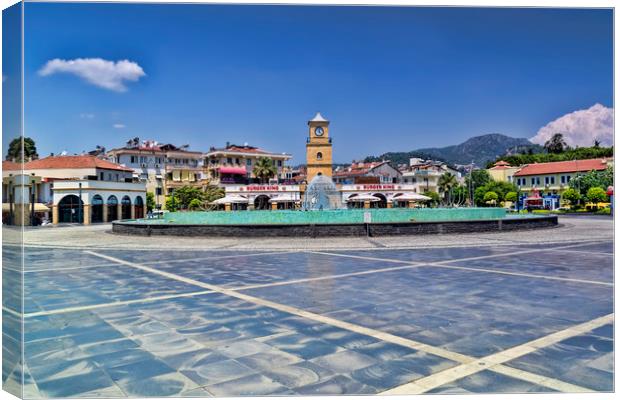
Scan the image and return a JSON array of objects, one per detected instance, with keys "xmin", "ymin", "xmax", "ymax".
[{"xmin": 315, "ymin": 127, "xmax": 324, "ymax": 136}]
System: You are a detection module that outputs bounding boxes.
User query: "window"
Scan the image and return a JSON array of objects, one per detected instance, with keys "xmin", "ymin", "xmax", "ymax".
[
  {"xmin": 99, "ymin": 172, "xmax": 104, "ymax": 181},
  {"xmin": 277, "ymin": 160, "xmax": 282, "ymax": 167},
  {"xmin": 531, "ymin": 178, "xmax": 535, "ymax": 185},
  {"xmin": 317, "ymin": 152, "xmax": 323, "ymax": 160},
  {"xmin": 115, "ymin": 173, "xmax": 119, "ymax": 181},
  {"xmin": 544, "ymin": 177, "xmax": 549, "ymax": 185},
  {"xmin": 227, "ymin": 157, "xmax": 232, "ymax": 164},
  {"xmin": 566, "ymin": 175, "xmax": 571, "ymax": 182},
  {"xmin": 130, "ymin": 156, "xmax": 136, "ymax": 163},
  {"xmin": 561, "ymin": 176, "xmax": 566, "ymax": 184},
  {"xmin": 550, "ymin": 176, "xmax": 555, "ymax": 184},
  {"xmin": 246, "ymin": 159, "xmax": 252, "ymax": 166},
  {"xmin": 235, "ymin": 158, "xmax": 240, "ymax": 164}
]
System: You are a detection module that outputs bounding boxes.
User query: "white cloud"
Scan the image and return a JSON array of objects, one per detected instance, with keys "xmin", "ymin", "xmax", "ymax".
[
  {"xmin": 113, "ymin": 124, "xmax": 126, "ymax": 129},
  {"xmin": 38, "ymin": 58, "xmax": 145, "ymax": 92},
  {"xmin": 531, "ymin": 104, "xmax": 614, "ymax": 147},
  {"xmin": 80, "ymin": 113, "xmax": 95, "ymax": 119}
]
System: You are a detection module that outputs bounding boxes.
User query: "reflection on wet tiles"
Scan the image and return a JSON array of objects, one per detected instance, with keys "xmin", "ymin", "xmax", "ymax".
[
  {"xmin": 506, "ymin": 324, "xmax": 614, "ymax": 392},
  {"xmin": 263, "ymin": 361, "xmax": 335, "ymax": 389},
  {"xmin": 16, "ymin": 241, "xmax": 615, "ymax": 396},
  {"xmin": 245, "ymin": 265, "xmax": 613, "ymax": 357},
  {"xmin": 311, "ymin": 350, "xmax": 377, "ymax": 373},
  {"xmin": 294, "ymin": 374, "xmax": 376, "ymax": 395},
  {"xmin": 428, "ymin": 369, "xmax": 557, "ymax": 394},
  {"xmin": 205, "ymin": 372, "xmax": 290, "ymax": 396}
]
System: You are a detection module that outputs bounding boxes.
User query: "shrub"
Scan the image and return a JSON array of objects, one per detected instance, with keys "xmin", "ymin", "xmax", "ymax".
[{"xmin": 586, "ymin": 187, "xmax": 608, "ymax": 203}]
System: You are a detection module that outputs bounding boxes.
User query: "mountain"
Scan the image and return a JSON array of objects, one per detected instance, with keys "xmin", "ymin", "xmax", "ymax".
[{"xmin": 364, "ymin": 133, "xmax": 542, "ymax": 167}]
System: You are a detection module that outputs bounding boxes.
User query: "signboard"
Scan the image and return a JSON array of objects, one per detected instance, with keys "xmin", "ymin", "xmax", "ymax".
[{"xmin": 363, "ymin": 212, "xmax": 372, "ymax": 223}]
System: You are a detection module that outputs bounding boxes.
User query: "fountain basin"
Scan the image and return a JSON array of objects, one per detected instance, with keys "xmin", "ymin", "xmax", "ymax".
[{"xmin": 112, "ymin": 208, "xmax": 558, "ymax": 237}]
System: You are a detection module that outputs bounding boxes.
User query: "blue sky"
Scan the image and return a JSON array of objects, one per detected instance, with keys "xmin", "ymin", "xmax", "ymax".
[{"xmin": 7, "ymin": 4, "xmax": 614, "ymax": 163}]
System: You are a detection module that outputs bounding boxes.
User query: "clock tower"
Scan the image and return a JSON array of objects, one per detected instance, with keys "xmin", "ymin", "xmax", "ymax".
[{"xmin": 306, "ymin": 112, "xmax": 333, "ymax": 182}]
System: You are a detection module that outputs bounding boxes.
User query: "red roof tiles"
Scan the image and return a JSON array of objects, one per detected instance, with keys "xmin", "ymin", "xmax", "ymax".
[
  {"xmin": 2, "ymin": 161, "xmax": 22, "ymax": 171},
  {"xmin": 23, "ymin": 155, "xmax": 133, "ymax": 172},
  {"xmin": 513, "ymin": 158, "xmax": 610, "ymax": 176}
]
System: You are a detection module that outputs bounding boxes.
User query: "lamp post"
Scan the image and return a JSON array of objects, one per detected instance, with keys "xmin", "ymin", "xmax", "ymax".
[
  {"xmin": 78, "ymin": 182, "xmax": 83, "ymax": 224},
  {"xmin": 31, "ymin": 173, "xmax": 36, "ymax": 226},
  {"xmin": 8, "ymin": 174, "xmax": 13, "ymax": 225}
]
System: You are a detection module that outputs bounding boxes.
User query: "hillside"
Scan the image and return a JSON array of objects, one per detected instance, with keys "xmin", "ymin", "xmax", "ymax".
[{"xmin": 365, "ymin": 133, "xmax": 541, "ymax": 167}]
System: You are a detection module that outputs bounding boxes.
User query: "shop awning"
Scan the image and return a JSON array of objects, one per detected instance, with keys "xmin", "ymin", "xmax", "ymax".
[
  {"xmin": 3, "ymin": 203, "xmax": 50, "ymax": 212},
  {"xmin": 211, "ymin": 195, "xmax": 249, "ymax": 205},
  {"xmin": 268, "ymin": 194, "xmax": 297, "ymax": 203},
  {"xmin": 219, "ymin": 166, "xmax": 246, "ymax": 175},
  {"xmin": 346, "ymin": 193, "xmax": 381, "ymax": 202},
  {"xmin": 392, "ymin": 193, "xmax": 431, "ymax": 202}
]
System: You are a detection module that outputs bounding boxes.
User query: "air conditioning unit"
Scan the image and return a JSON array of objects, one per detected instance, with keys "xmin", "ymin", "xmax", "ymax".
[
  {"xmin": 155, "ymin": 164, "xmax": 160, "ymax": 168},
  {"xmin": 141, "ymin": 163, "xmax": 147, "ymax": 168}
]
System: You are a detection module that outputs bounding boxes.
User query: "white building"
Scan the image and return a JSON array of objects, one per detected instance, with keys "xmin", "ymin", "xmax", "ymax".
[{"xmin": 2, "ymin": 156, "xmax": 146, "ymax": 225}]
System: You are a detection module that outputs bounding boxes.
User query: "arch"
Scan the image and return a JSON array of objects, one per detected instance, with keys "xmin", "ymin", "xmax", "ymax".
[
  {"xmin": 121, "ymin": 195, "xmax": 132, "ymax": 219},
  {"xmin": 107, "ymin": 195, "xmax": 119, "ymax": 221},
  {"xmin": 254, "ymin": 194, "xmax": 271, "ymax": 210},
  {"xmin": 316, "ymin": 152, "xmax": 323, "ymax": 160},
  {"xmin": 134, "ymin": 196, "xmax": 145, "ymax": 219},
  {"xmin": 91, "ymin": 194, "xmax": 104, "ymax": 223},
  {"xmin": 58, "ymin": 195, "xmax": 83, "ymax": 223},
  {"xmin": 373, "ymin": 193, "xmax": 388, "ymax": 208}
]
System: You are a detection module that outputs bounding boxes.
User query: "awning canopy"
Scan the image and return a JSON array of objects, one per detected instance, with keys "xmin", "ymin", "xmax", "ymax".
[
  {"xmin": 268, "ymin": 194, "xmax": 297, "ymax": 203},
  {"xmin": 346, "ymin": 193, "xmax": 381, "ymax": 202},
  {"xmin": 211, "ymin": 195, "xmax": 249, "ymax": 205},
  {"xmin": 3, "ymin": 203, "xmax": 50, "ymax": 212},
  {"xmin": 392, "ymin": 193, "xmax": 431, "ymax": 202},
  {"xmin": 219, "ymin": 166, "xmax": 246, "ymax": 175}
]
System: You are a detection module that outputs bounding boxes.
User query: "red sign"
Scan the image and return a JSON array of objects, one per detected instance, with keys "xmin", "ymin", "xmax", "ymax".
[
  {"xmin": 361, "ymin": 184, "xmax": 395, "ymax": 190},
  {"xmin": 246, "ymin": 185, "xmax": 280, "ymax": 191}
]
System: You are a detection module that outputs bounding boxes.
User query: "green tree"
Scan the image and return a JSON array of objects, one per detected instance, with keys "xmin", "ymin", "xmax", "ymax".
[
  {"xmin": 423, "ymin": 191, "xmax": 440, "ymax": 207},
  {"xmin": 561, "ymin": 188, "xmax": 581, "ymax": 209},
  {"xmin": 505, "ymin": 191, "xmax": 518, "ymax": 203},
  {"xmin": 483, "ymin": 191, "xmax": 499, "ymax": 205},
  {"xmin": 188, "ymin": 198, "xmax": 203, "ymax": 211},
  {"xmin": 146, "ymin": 192, "xmax": 156, "ymax": 212},
  {"xmin": 253, "ymin": 157, "xmax": 278, "ymax": 183},
  {"xmin": 487, "ymin": 145, "xmax": 613, "ymax": 169},
  {"xmin": 6, "ymin": 137, "xmax": 39, "ymax": 162},
  {"xmin": 543, "ymin": 133, "xmax": 568, "ymax": 154},
  {"xmin": 172, "ymin": 186, "xmax": 205, "ymax": 210},
  {"xmin": 438, "ymin": 172, "xmax": 458, "ymax": 204},
  {"xmin": 586, "ymin": 187, "xmax": 608, "ymax": 203},
  {"xmin": 473, "ymin": 180, "xmax": 517, "ymax": 206},
  {"xmin": 165, "ymin": 195, "xmax": 179, "ymax": 212},
  {"xmin": 569, "ymin": 165, "xmax": 613, "ymax": 197},
  {"xmin": 203, "ymin": 185, "xmax": 225, "ymax": 210}
]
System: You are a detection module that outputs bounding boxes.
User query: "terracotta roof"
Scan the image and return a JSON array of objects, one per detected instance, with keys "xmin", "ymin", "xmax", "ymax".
[
  {"xmin": 2, "ymin": 161, "xmax": 22, "ymax": 171},
  {"xmin": 333, "ymin": 162, "xmax": 388, "ymax": 177},
  {"xmin": 514, "ymin": 158, "xmax": 610, "ymax": 176},
  {"xmin": 225, "ymin": 146, "xmax": 268, "ymax": 154},
  {"xmin": 23, "ymin": 155, "xmax": 133, "ymax": 172}
]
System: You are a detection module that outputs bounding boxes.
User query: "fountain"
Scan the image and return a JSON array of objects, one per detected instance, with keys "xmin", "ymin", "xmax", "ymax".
[{"xmin": 302, "ymin": 174, "xmax": 344, "ymax": 211}]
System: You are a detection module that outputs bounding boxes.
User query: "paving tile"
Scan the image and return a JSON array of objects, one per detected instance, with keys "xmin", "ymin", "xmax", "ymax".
[
  {"xmin": 36, "ymin": 370, "xmax": 121, "ymax": 398},
  {"xmin": 106, "ymin": 358, "xmax": 175, "ymax": 383},
  {"xmin": 311, "ymin": 349, "xmax": 377, "ymax": 373},
  {"xmin": 294, "ymin": 374, "xmax": 376, "ymax": 395},
  {"xmin": 180, "ymin": 359, "xmax": 256, "ymax": 386},
  {"xmin": 205, "ymin": 373, "xmax": 290, "ymax": 396},
  {"xmin": 427, "ymin": 369, "xmax": 558, "ymax": 394},
  {"xmin": 235, "ymin": 349, "xmax": 302, "ymax": 371},
  {"xmin": 263, "ymin": 361, "xmax": 336, "ymax": 389},
  {"xmin": 117, "ymin": 372, "xmax": 203, "ymax": 397}
]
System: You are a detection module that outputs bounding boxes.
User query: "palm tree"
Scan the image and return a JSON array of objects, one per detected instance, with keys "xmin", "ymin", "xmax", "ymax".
[
  {"xmin": 252, "ymin": 157, "xmax": 278, "ymax": 183},
  {"xmin": 438, "ymin": 172, "xmax": 458, "ymax": 204},
  {"xmin": 543, "ymin": 133, "xmax": 567, "ymax": 154}
]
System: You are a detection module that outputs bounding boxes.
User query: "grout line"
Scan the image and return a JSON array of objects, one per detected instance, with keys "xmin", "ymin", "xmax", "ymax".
[
  {"xmin": 2, "ymin": 306, "xmax": 23, "ymax": 318},
  {"xmin": 381, "ymin": 313, "xmax": 613, "ymax": 394},
  {"xmin": 22, "ymin": 290, "xmax": 214, "ymax": 318},
  {"xmin": 230, "ymin": 262, "xmax": 426, "ymax": 291},
  {"xmin": 419, "ymin": 264, "xmax": 612, "ymax": 287},
  {"xmin": 488, "ymin": 364, "xmax": 593, "ymax": 393}
]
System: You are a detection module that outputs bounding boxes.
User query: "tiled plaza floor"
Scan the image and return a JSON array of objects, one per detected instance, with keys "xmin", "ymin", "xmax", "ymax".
[{"xmin": 2, "ymin": 223, "xmax": 614, "ymax": 397}]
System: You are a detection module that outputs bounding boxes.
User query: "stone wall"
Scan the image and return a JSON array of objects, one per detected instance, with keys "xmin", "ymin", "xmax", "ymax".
[{"xmin": 113, "ymin": 215, "xmax": 558, "ymax": 237}]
